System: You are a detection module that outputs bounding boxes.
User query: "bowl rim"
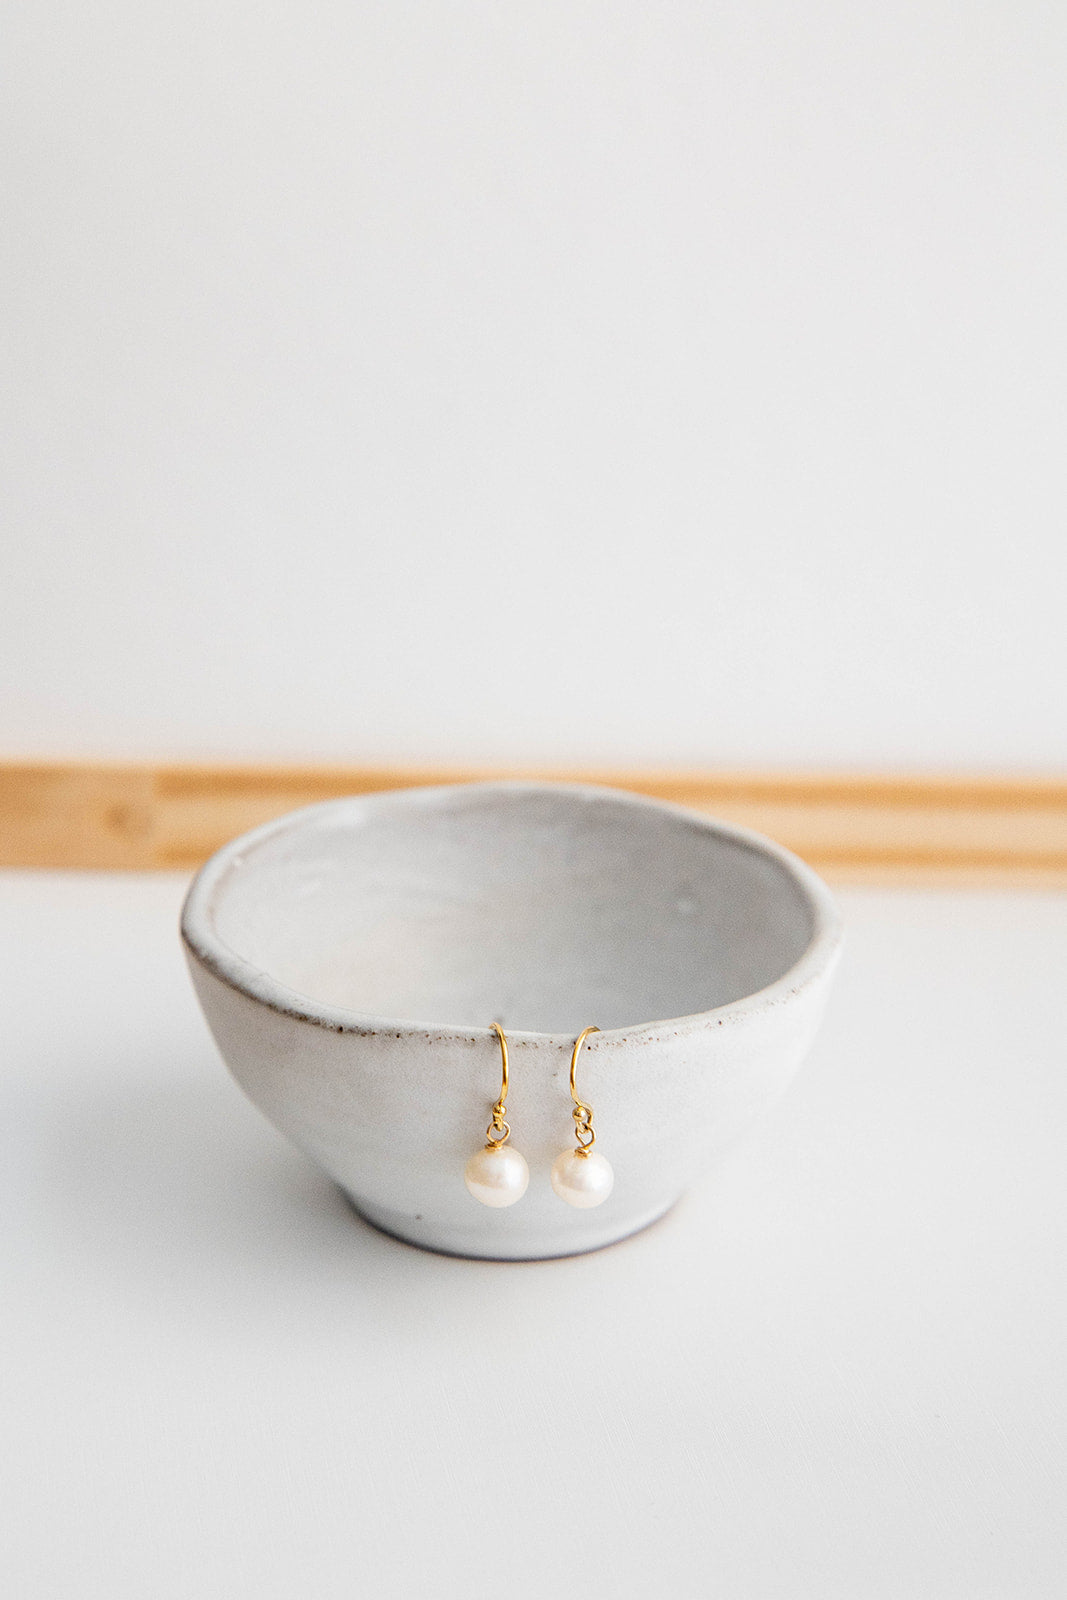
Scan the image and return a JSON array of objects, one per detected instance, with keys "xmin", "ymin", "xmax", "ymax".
[{"xmin": 180, "ymin": 780, "xmax": 843, "ymax": 1049}]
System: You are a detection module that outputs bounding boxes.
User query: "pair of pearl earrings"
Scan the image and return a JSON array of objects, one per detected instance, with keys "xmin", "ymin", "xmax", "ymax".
[{"xmin": 463, "ymin": 1023, "xmax": 615, "ymax": 1210}]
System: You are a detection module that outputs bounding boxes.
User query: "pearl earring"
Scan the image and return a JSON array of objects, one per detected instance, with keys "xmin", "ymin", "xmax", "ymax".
[
  {"xmin": 464, "ymin": 1022, "xmax": 530, "ymax": 1208},
  {"xmin": 550, "ymin": 1026, "xmax": 614, "ymax": 1209}
]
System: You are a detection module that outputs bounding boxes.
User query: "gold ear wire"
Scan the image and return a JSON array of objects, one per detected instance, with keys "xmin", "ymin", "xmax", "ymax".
[
  {"xmin": 485, "ymin": 1021, "xmax": 511, "ymax": 1149},
  {"xmin": 568, "ymin": 1025, "xmax": 600, "ymax": 1151},
  {"xmin": 552, "ymin": 1026, "xmax": 614, "ymax": 1209}
]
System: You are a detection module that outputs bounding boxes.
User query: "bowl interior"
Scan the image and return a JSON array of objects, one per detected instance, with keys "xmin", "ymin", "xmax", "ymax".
[{"xmin": 198, "ymin": 786, "xmax": 818, "ymax": 1033}]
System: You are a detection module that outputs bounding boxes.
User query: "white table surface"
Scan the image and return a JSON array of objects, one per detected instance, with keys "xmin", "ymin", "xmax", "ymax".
[{"xmin": 2, "ymin": 872, "xmax": 1064, "ymax": 1599}]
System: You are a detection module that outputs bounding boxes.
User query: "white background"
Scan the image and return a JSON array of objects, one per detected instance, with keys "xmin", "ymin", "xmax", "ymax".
[{"xmin": 3, "ymin": 1, "xmax": 1066, "ymax": 768}]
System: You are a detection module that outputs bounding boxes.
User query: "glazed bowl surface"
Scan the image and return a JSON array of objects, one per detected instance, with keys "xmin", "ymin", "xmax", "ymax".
[{"xmin": 181, "ymin": 782, "xmax": 841, "ymax": 1259}]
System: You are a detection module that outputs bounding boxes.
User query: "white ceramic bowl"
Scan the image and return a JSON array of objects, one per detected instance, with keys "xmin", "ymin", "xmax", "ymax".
[{"xmin": 181, "ymin": 783, "xmax": 842, "ymax": 1259}]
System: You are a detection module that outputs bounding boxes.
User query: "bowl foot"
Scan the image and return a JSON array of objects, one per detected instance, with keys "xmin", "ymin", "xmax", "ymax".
[{"xmin": 339, "ymin": 1188, "xmax": 679, "ymax": 1262}]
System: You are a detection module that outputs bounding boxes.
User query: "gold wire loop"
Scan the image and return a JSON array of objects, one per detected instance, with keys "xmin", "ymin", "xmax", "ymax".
[
  {"xmin": 572, "ymin": 1106, "xmax": 595, "ymax": 1150},
  {"xmin": 485, "ymin": 1114, "xmax": 511, "ymax": 1148},
  {"xmin": 485, "ymin": 1022, "xmax": 511, "ymax": 1149},
  {"xmin": 568, "ymin": 1026, "xmax": 600, "ymax": 1154}
]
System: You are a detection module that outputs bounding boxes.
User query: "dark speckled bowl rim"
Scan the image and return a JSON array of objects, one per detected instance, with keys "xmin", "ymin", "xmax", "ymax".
[{"xmin": 180, "ymin": 781, "xmax": 842, "ymax": 1051}]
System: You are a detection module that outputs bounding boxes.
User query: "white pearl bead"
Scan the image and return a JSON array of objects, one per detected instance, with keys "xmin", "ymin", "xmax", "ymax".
[
  {"xmin": 550, "ymin": 1148, "xmax": 614, "ymax": 1208},
  {"xmin": 464, "ymin": 1144, "xmax": 530, "ymax": 1207}
]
